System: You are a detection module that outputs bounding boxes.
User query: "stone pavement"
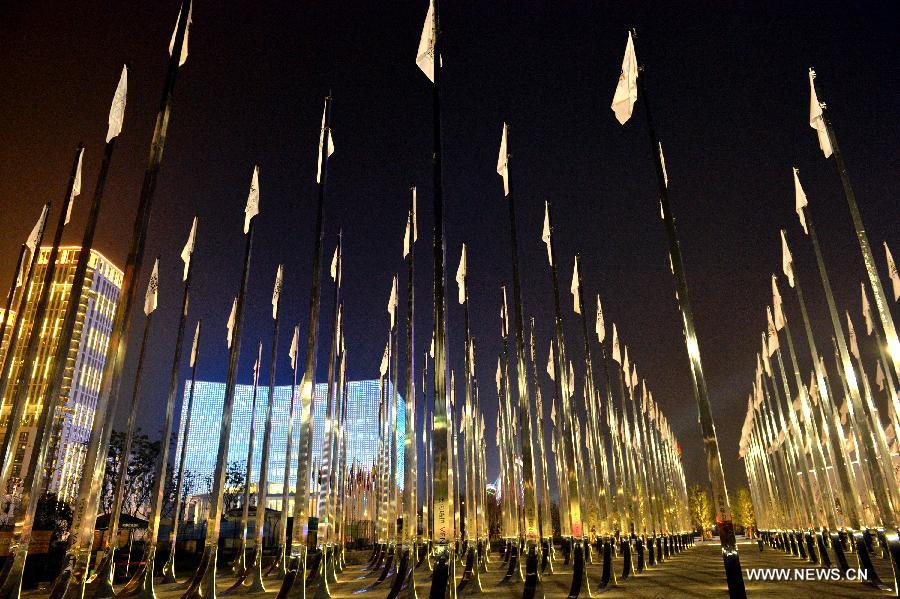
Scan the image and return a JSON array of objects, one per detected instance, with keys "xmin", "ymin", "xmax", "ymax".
[{"xmin": 24, "ymin": 538, "xmax": 894, "ymax": 598}]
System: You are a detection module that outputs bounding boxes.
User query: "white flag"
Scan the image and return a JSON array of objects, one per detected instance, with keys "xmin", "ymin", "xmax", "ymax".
[
  {"xmin": 144, "ymin": 258, "xmax": 159, "ymax": 316},
  {"xmin": 429, "ymin": 333, "xmax": 434, "ymax": 358},
  {"xmin": 658, "ymin": 142, "xmax": 669, "ymax": 189},
  {"xmin": 468, "ymin": 339, "xmax": 475, "ymax": 377},
  {"xmin": 569, "ymin": 361, "xmax": 576, "ymax": 397},
  {"xmin": 316, "ymin": 100, "xmax": 335, "ymax": 184},
  {"xmin": 272, "ymin": 264, "xmax": 284, "ymax": 320},
  {"xmin": 846, "ymin": 312, "xmax": 860, "ymax": 360},
  {"xmin": 595, "ymin": 295, "xmax": 605, "ymax": 343},
  {"xmin": 875, "ymin": 361, "xmax": 885, "ymax": 392},
  {"xmin": 541, "ymin": 201, "xmax": 552, "ymax": 265},
  {"xmin": 496, "ymin": 358, "xmax": 502, "ymax": 394},
  {"xmin": 886, "ymin": 242, "xmax": 899, "ymax": 301},
  {"xmin": 106, "ymin": 65, "xmax": 128, "ymax": 143},
  {"xmin": 416, "ymin": 0, "xmax": 437, "ymax": 82},
  {"xmin": 766, "ymin": 308, "xmax": 779, "ymax": 357},
  {"xmin": 808, "ymin": 69, "xmax": 833, "ymax": 158},
  {"xmin": 388, "ymin": 276, "xmax": 398, "ymax": 328},
  {"xmin": 546, "ymin": 342, "xmax": 555, "ymax": 381},
  {"xmin": 253, "ymin": 342, "xmax": 262, "ymax": 384},
  {"xmin": 623, "ymin": 346, "xmax": 630, "ymax": 387},
  {"xmin": 570, "ymin": 256, "xmax": 581, "ymax": 314},
  {"xmin": 860, "ymin": 282, "xmax": 873, "ymax": 335},
  {"xmin": 14, "ymin": 252, "xmax": 25, "ymax": 289},
  {"xmin": 611, "ymin": 31, "xmax": 638, "ymax": 125},
  {"xmin": 781, "ymin": 230, "xmax": 794, "ymax": 287},
  {"xmin": 25, "ymin": 205, "xmax": 49, "ymax": 254},
  {"xmin": 501, "ymin": 287, "xmax": 509, "ymax": 338},
  {"xmin": 611, "ymin": 323, "xmax": 621, "ymax": 363},
  {"xmin": 289, "ymin": 325, "xmax": 299, "ymax": 370},
  {"xmin": 181, "ymin": 217, "xmax": 197, "ymax": 281},
  {"xmin": 168, "ymin": 1, "xmax": 192, "ymax": 67},
  {"xmin": 792, "ymin": 167, "xmax": 809, "ymax": 235},
  {"xmin": 403, "ymin": 218, "xmax": 411, "ymax": 259},
  {"xmin": 226, "ymin": 298, "xmax": 237, "ymax": 348},
  {"xmin": 809, "ymin": 371, "xmax": 819, "ymax": 406},
  {"xmin": 497, "ymin": 122, "xmax": 510, "ymax": 196},
  {"xmin": 190, "ymin": 321, "xmax": 200, "ymax": 367},
  {"xmin": 330, "ymin": 246, "xmax": 339, "ymax": 281},
  {"xmin": 772, "ymin": 275, "xmax": 785, "ymax": 330},
  {"xmin": 244, "ymin": 165, "xmax": 260, "ymax": 234},
  {"xmin": 65, "ymin": 147, "xmax": 85, "ymax": 225},
  {"xmin": 380, "ymin": 341, "xmax": 389, "ymax": 377},
  {"xmin": 455, "ymin": 244, "xmax": 467, "ymax": 304},
  {"xmin": 411, "ymin": 187, "xmax": 418, "ymax": 242}
]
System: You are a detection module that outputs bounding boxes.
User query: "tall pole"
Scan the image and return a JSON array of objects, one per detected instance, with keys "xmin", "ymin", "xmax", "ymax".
[
  {"xmin": 162, "ymin": 320, "xmax": 203, "ymax": 585},
  {"xmin": 0, "ymin": 245, "xmax": 26, "ymax": 364},
  {"xmin": 630, "ymin": 30, "xmax": 745, "ymax": 596},
  {"xmin": 60, "ymin": 5, "xmax": 192, "ymax": 595},
  {"xmin": 182, "ymin": 166, "xmax": 259, "ymax": 599},
  {"xmin": 401, "ymin": 192, "xmax": 419, "ymax": 597},
  {"xmin": 272, "ymin": 324, "xmax": 300, "ymax": 579},
  {"xmin": 127, "ymin": 220, "xmax": 198, "ymax": 599},
  {"xmin": 233, "ymin": 343, "xmax": 263, "ymax": 578},
  {"xmin": 0, "ymin": 123, "xmax": 120, "ymax": 599},
  {"xmin": 279, "ymin": 94, "xmax": 332, "ymax": 599}
]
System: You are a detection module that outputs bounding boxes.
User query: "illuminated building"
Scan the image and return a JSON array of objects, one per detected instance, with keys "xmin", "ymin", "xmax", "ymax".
[
  {"xmin": 0, "ymin": 247, "xmax": 122, "ymax": 501},
  {"xmin": 174, "ymin": 379, "xmax": 404, "ymax": 511}
]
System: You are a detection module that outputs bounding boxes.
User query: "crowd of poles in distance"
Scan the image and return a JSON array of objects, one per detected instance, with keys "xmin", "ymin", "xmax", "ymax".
[
  {"xmin": 2, "ymin": 1, "xmax": 894, "ymax": 599},
  {"xmin": 736, "ymin": 68, "xmax": 900, "ymax": 594}
]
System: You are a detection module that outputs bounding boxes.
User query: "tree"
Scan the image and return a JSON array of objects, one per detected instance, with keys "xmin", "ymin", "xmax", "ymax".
[
  {"xmin": 34, "ymin": 492, "xmax": 74, "ymax": 542},
  {"xmin": 100, "ymin": 428, "xmax": 161, "ymax": 518},
  {"xmin": 222, "ymin": 460, "xmax": 246, "ymax": 514},
  {"xmin": 731, "ymin": 487, "xmax": 756, "ymax": 537},
  {"xmin": 688, "ymin": 484, "xmax": 713, "ymax": 538}
]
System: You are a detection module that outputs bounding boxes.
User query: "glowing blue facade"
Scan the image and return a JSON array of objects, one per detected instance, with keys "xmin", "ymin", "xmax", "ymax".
[{"xmin": 174, "ymin": 379, "xmax": 404, "ymax": 510}]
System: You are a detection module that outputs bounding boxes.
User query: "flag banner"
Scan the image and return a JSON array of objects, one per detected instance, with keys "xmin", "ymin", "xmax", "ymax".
[
  {"xmin": 772, "ymin": 276, "xmax": 785, "ymax": 330},
  {"xmin": 144, "ymin": 258, "xmax": 159, "ymax": 316},
  {"xmin": 808, "ymin": 69, "xmax": 833, "ymax": 158},
  {"xmin": 416, "ymin": 0, "xmax": 436, "ymax": 82},
  {"xmin": 15, "ymin": 252, "xmax": 25, "ymax": 288},
  {"xmin": 658, "ymin": 142, "xmax": 669, "ymax": 190},
  {"xmin": 766, "ymin": 307, "xmax": 779, "ymax": 354},
  {"xmin": 542, "ymin": 201, "xmax": 552, "ymax": 265},
  {"xmin": 570, "ymin": 256, "xmax": 581, "ymax": 314},
  {"xmin": 596, "ymin": 294, "xmax": 605, "ymax": 342},
  {"xmin": 781, "ymin": 229, "xmax": 795, "ymax": 287},
  {"xmin": 497, "ymin": 122, "xmax": 509, "ymax": 196},
  {"xmin": 380, "ymin": 341, "xmax": 389, "ymax": 377},
  {"xmin": 630, "ymin": 364, "xmax": 637, "ymax": 390},
  {"xmin": 611, "ymin": 323, "xmax": 621, "ymax": 363},
  {"xmin": 106, "ymin": 65, "xmax": 128, "ymax": 143},
  {"xmin": 226, "ymin": 298, "xmax": 237, "ymax": 348},
  {"xmin": 388, "ymin": 276, "xmax": 398, "ymax": 328},
  {"xmin": 623, "ymin": 345, "xmax": 630, "ymax": 385},
  {"xmin": 411, "ymin": 186, "xmax": 418, "ymax": 241},
  {"xmin": 547, "ymin": 342, "xmax": 555, "ymax": 380},
  {"xmin": 456, "ymin": 243, "xmax": 467, "ymax": 304},
  {"xmin": 611, "ymin": 31, "xmax": 638, "ymax": 125},
  {"xmin": 403, "ymin": 218, "xmax": 411, "ymax": 259},
  {"xmin": 181, "ymin": 216, "xmax": 197, "ymax": 281},
  {"xmin": 272, "ymin": 264, "xmax": 283, "ymax": 320},
  {"xmin": 860, "ymin": 282, "xmax": 873, "ymax": 335},
  {"xmin": 65, "ymin": 147, "xmax": 85, "ymax": 225},
  {"xmin": 501, "ymin": 287, "xmax": 509, "ymax": 337},
  {"xmin": 289, "ymin": 325, "xmax": 299, "ymax": 370},
  {"xmin": 429, "ymin": 332, "xmax": 434, "ymax": 358},
  {"xmin": 468, "ymin": 339, "xmax": 475, "ymax": 377},
  {"xmin": 846, "ymin": 312, "xmax": 860, "ymax": 360},
  {"xmin": 26, "ymin": 205, "xmax": 49, "ymax": 253},
  {"xmin": 244, "ymin": 165, "xmax": 260, "ymax": 234},
  {"xmin": 190, "ymin": 321, "xmax": 200, "ymax": 367},
  {"xmin": 496, "ymin": 358, "xmax": 502, "ymax": 394},
  {"xmin": 168, "ymin": 1, "xmax": 192, "ymax": 66},
  {"xmin": 875, "ymin": 361, "xmax": 885, "ymax": 392},
  {"xmin": 253, "ymin": 341, "xmax": 262, "ymax": 383},
  {"xmin": 886, "ymin": 242, "xmax": 899, "ymax": 301},
  {"xmin": 330, "ymin": 245, "xmax": 339, "ymax": 280},
  {"xmin": 792, "ymin": 168, "xmax": 809, "ymax": 235},
  {"xmin": 809, "ymin": 372, "xmax": 819, "ymax": 405},
  {"xmin": 316, "ymin": 100, "xmax": 335, "ymax": 183},
  {"xmin": 569, "ymin": 361, "xmax": 575, "ymax": 397}
]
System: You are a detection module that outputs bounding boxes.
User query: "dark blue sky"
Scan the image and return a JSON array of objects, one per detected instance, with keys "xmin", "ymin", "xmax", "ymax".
[{"xmin": 0, "ymin": 0, "xmax": 897, "ymax": 495}]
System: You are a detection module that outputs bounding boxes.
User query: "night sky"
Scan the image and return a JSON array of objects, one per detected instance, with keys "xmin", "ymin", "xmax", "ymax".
[{"xmin": 0, "ymin": 1, "xmax": 897, "ymax": 496}]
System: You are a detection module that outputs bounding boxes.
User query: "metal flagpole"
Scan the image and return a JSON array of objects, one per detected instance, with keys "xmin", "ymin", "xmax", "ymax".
[
  {"xmin": 279, "ymin": 94, "xmax": 332, "ymax": 599},
  {"xmin": 242, "ymin": 266, "xmax": 284, "ymax": 593},
  {"xmin": 0, "ymin": 245, "xmax": 26, "ymax": 363},
  {"xmin": 126, "ymin": 219, "xmax": 198, "ymax": 599},
  {"xmin": 526, "ymin": 319, "xmax": 553, "ymax": 574},
  {"xmin": 181, "ymin": 165, "xmax": 259, "ymax": 599},
  {"xmin": 0, "ymin": 145, "xmax": 83, "ymax": 488},
  {"xmin": 232, "ymin": 342, "xmax": 263, "ymax": 580},
  {"xmin": 162, "ymin": 320, "xmax": 203, "ymax": 585},
  {"xmin": 497, "ymin": 124, "xmax": 542, "ymax": 598},
  {"xmin": 58, "ymin": 5, "xmax": 192, "ymax": 595},
  {"xmin": 271, "ymin": 324, "xmax": 300, "ymax": 579},
  {"xmin": 89, "ymin": 263, "xmax": 158, "ymax": 599},
  {"xmin": 0, "ymin": 120, "xmax": 120, "ymax": 598},
  {"xmin": 629, "ymin": 30, "xmax": 745, "ymax": 596}
]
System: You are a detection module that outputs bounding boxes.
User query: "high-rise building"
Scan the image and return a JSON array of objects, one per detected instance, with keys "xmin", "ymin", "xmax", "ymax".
[
  {"xmin": 174, "ymin": 379, "xmax": 404, "ymax": 512},
  {"xmin": 0, "ymin": 247, "xmax": 122, "ymax": 501}
]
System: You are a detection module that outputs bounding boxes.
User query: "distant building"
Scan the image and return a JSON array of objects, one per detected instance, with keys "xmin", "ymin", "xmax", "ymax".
[
  {"xmin": 0, "ymin": 247, "xmax": 122, "ymax": 501},
  {"xmin": 174, "ymin": 379, "xmax": 404, "ymax": 513}
]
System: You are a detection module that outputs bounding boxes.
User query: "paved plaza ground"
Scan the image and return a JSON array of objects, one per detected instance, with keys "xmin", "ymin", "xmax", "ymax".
[{"xmin": 22, "ymin": 538, "xmax": 895, "ymax": 597}]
